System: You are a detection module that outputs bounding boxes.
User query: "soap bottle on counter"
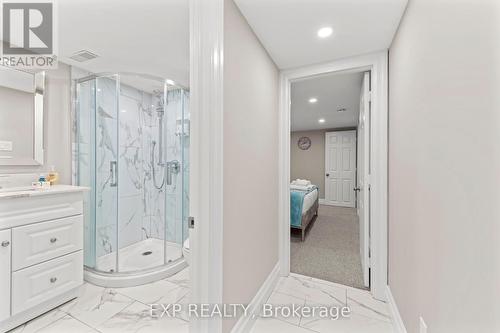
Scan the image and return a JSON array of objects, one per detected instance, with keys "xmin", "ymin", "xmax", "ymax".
[
  {"xmin": 39, "ymin": 174, "xmax": 51, "ymax": 189},
  {"xmin": 47, "ymin": 166, "xmax": 59, "ymax": 185}
]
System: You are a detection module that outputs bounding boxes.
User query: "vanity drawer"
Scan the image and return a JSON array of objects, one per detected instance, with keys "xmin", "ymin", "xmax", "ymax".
[
  {"xmin": 12, "ymin": 251, "xmax": 83, "ymax": 315},
  {"xmin": 12, "ymin": 215, "xmax": 83, "ymax": 270}
]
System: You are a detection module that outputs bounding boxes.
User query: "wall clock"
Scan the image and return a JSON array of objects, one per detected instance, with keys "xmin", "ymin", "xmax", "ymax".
[{"xmin": 297, "ymin": 136, "xmax": 311, "ymax": 150}]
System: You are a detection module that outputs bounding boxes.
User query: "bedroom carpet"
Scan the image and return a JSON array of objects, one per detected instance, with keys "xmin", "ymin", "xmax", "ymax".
[{"xmin": 290, "ymin": 204, "xmax": 366, "ymax": 289}]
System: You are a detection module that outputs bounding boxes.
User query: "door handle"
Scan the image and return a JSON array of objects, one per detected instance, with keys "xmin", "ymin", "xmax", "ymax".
[
  {"xmin": 110, "ymin": 161, "xmax": 117, "ymax": 187},
  {"xmin": 353, "ymin": 187, "xmax": 361, "ymax": 192},
  {"xmin": 326, "ymin": 173, "xmax": 330, "ymax": 177}
]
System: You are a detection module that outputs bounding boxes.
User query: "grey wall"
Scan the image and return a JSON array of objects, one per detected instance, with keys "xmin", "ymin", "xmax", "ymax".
[
  {"xmin": 290, "ymin": 130, "xmax": 326, "ymax": 198},
  {"xmin": 388, "ymin": 0, "xmax": 500, "ymax": 332},
  {"xmin": 0, "ymin": 63, "xmax": 72, "ymax": 184},
  {"xmin": 222, "ymin": 0, "xmax": 280, "ymax": 332}
]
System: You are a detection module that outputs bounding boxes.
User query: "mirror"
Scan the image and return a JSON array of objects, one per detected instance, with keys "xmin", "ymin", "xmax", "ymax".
[{"xmin": 0, "ymin": 65, "xmax": 45, "ymax": 165}]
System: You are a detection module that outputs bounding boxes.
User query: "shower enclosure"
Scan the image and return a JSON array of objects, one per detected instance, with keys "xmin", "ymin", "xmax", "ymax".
[{"xmin": 74, "ymin": 72, "xmax": 189, "ymax": 286}]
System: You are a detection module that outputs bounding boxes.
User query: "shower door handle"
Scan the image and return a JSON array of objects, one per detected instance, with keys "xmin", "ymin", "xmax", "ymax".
[{"xmin": 110, "ymin": 161, "xmax": 118, "ymax": 187}]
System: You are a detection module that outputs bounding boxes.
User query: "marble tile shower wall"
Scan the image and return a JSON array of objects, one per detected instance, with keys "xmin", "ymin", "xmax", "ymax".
[{"xmin": 76, "ymin": 76, "xmax": 187, "ymax": 261}]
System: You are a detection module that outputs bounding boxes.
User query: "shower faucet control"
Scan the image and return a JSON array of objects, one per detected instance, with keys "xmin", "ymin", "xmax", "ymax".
[{"xmin": 166, "ymin": 160, "xmax": 180, "ymax": 185}]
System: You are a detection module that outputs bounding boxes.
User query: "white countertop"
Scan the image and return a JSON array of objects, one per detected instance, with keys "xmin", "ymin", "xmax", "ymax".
[{"xmin": 0, "ymin": 185, "xmax": 90, "ymax": 199}]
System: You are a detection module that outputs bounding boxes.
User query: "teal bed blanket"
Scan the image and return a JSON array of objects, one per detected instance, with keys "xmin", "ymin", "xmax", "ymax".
[{"xmin": 290, "ymin": 186, "xmax": 317, "ymax": 227}]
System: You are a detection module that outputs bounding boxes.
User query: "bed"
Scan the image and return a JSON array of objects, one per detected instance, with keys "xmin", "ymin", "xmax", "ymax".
[{"xmin": 290, "ymin": 185, "xmax": 319, "ymax": 241}]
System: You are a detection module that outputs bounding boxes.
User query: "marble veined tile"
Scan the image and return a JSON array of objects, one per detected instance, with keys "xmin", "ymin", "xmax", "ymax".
[
  {"xmin": 346, "ymin": 287, "xmax": 392, "ymax": 323},
  {"xmin": 96, "ymin": 224, "xmax": 117, "ymax": 260},
  {"xmin": 262, "ymin": 275, "xmax": 396, "ymax": 333},
  {"xmin": 96, "ymin": 301, "xmax": 188, "ymax": 333},
  {"xmin": 119, "ymin": 95, "xmax": 143, "ymax": 148},
  {"xmin": 251, "ymin": 317, "xmax": 316, "ymax": 333},
  {"xmin": 118, "ymin": 195, "xmax": 143, "ymax": 249},
  {"xmin": 275, "ymin": 275, "xmax": 319, "ymax": 300},
  {"xmin": 60, "ymin": 283, "xmax": 134, "ymax": 328},
  {"xmin": 304, "ymin": 280, "xmax": 348, "ymax": 307},
  {"xmin": 119, "ymin": 146, "xmax": 143, "ymax": 197},
  {"xmin": 36, "ymin": 315, "xmax": 95, "ymax": 333},
  {"xmin": 262, "ymin": 291, "xmax": 305, "ymax": 326},
  {"xmin": 157, "ymin": 286, "xmax": 189, "ymax": 305},
  {"xmin": 114, "ymin": 279, "xmax": 180, "ymax": 305},
  {"xmin": 172, "ymin": 292, "xmax": 190, "ymax": 322},
  {"xmin": 8, "ymin": 308, "xmax": 67, "ymax": 333}
]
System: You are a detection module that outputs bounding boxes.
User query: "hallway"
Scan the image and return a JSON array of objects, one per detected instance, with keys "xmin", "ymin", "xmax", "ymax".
[{"xmin": 251, "ymin": 273, "xmax": 394, "ymax": 333}]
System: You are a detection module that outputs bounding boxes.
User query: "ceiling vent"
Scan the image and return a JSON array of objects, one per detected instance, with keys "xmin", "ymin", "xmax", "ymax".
[
  {"xmin": 69, "ymin": 50, "xmax": 98, "ymax": 62},
  {"xmin": 337, "ymin": 107, "xmax": 347, "ymax": 113}
]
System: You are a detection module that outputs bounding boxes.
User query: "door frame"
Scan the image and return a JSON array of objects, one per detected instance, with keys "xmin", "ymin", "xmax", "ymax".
[
  {"xmin": 189, "ymin": 0, "xmax": 224, "ymax": 332},
  {"xmin": 324, "ymin": 130, "xmax": 357, "ymax": 208},
  {"xmin": 278, "ymin": 51, "xmax": 388, "ymax": 300},
  {"xmin": 358, "ymin": 71, "xmax": 371, "ymax": 288}
]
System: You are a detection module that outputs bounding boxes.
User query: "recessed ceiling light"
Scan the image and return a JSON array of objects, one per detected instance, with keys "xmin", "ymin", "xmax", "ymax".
[
  {"xmin": 309, "ymin": 97, "xmax": 318, "ymax": 104},
  {"xmin": 317, "ymin": 26, "xmax": 333, "ymax": 38},
  {"xmin": 318, "ymin": 118, "xmax": 325, "ymax": 123}
]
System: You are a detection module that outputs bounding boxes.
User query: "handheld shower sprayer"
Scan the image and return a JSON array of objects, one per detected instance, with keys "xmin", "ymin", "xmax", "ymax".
[{"xmin": 152, "ymin": 89, "xmax": 166, "ymax": 189}]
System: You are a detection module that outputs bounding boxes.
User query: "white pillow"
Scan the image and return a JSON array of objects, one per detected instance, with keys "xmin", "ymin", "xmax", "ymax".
[{"xmin": 293, "ymin": 179, "xmax": 311, "ymax": 186}]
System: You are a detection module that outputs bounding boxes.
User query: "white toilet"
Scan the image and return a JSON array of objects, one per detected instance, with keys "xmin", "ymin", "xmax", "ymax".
[{"xmin": 182, "ymin": 238, "xmax": 190, "ymax": 265}]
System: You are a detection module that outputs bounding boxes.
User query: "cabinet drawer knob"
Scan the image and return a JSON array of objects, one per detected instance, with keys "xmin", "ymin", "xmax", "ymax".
[
  {"xmin": 1, "ymin": 240, "xmax": 9, "ymax": 247},
  {"xmin": 50, "ymin": 237, "xmax": 57, "ymax": 243},
  {"xmin": 50, "ymin": 277, "xmax": 57, "ymax": 283}
]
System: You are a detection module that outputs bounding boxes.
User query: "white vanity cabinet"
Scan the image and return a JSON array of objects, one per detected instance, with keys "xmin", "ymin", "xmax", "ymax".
[
  {"xmin": 0, "ymin": 229, "xmax": 11, "ymax": 323},
  {"xmin": 0, "ymin": 185, "xmax": 88, "ymax": 333}
]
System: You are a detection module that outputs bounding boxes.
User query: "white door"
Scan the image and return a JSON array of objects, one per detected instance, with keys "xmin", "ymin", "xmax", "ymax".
[
  {"xmin": 0, "ymin": 229, "xmax": 11, "ymax": 321},
  {"xmin": 357, "ymin": 72, "xmax": 371, "ymax": 287},
  {"xmin": 325, "ymin": 131, "xmax": 356, "ymax": 207}
]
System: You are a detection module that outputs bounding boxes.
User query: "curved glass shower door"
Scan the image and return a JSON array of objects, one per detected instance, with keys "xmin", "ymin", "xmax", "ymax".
[
  {"xmin": 78, "ymin": 74, "xmax": 120, "ymax": 273},
  {"xmin": 76, "ymin": 72, "xmax": 188, "ymax": 279}
]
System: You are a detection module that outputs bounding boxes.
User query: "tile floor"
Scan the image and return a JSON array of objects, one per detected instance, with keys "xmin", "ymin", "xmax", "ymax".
[
  {"xmin": 251, "ymin": 273, "xmax": 396, "ymax": 333},
  {"xmin": 8, "ymin": 270, "xmax": 395, "ymax": 333},
  {"xmin": 8, "ymin": 267, "xmax": 190, "ymax": 333}
]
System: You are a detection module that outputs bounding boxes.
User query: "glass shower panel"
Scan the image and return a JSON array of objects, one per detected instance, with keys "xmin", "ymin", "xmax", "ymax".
[
  {"xmin": 182, "ymin": 91, "xmax": 190, "ymax": 245},
  {"xmin": 77, "ymin": 79, "xmax": 96, "ymax": 269},
  {"xmin": 94, "ymin": 75, "xmax": 120, "ymax": 273},
  {"xmin": 163, "ymin": 88, "xmax": 185, "ymax": 263}
]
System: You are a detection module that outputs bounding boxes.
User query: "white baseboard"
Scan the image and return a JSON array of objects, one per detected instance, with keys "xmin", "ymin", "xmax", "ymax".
[
  {"xmin": 386, "ymin": 286, "xmax": 407, "ymax": 333},
  {"xmin": 231, "ymin": 263, "xmax": 280, "ymax": 333}
]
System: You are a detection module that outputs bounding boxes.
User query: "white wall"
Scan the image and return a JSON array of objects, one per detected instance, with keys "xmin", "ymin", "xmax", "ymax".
[
  {"xmin": 0, "ymin": 63, "xmax": 72, "ymax": 184},
  {"xmin": 388, "ymin": 0, "xmax": 500, "ymax": 332},
  {"xmin": 222, "ymin": 0, "xmax": 280, "ymax": 331}
]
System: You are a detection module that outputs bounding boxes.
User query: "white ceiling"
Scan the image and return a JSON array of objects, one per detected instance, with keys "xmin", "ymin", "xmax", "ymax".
[
  {"xmin": 291, "ymin": 71, "xmax": 364, "ymax": 132},
  {"xmin": 59, "ymin": 0, "xmax": 189, "ymax": 87},
  {"xmin": 234, "ymin": 0, "xmax": 407, "ymax": 69}
]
